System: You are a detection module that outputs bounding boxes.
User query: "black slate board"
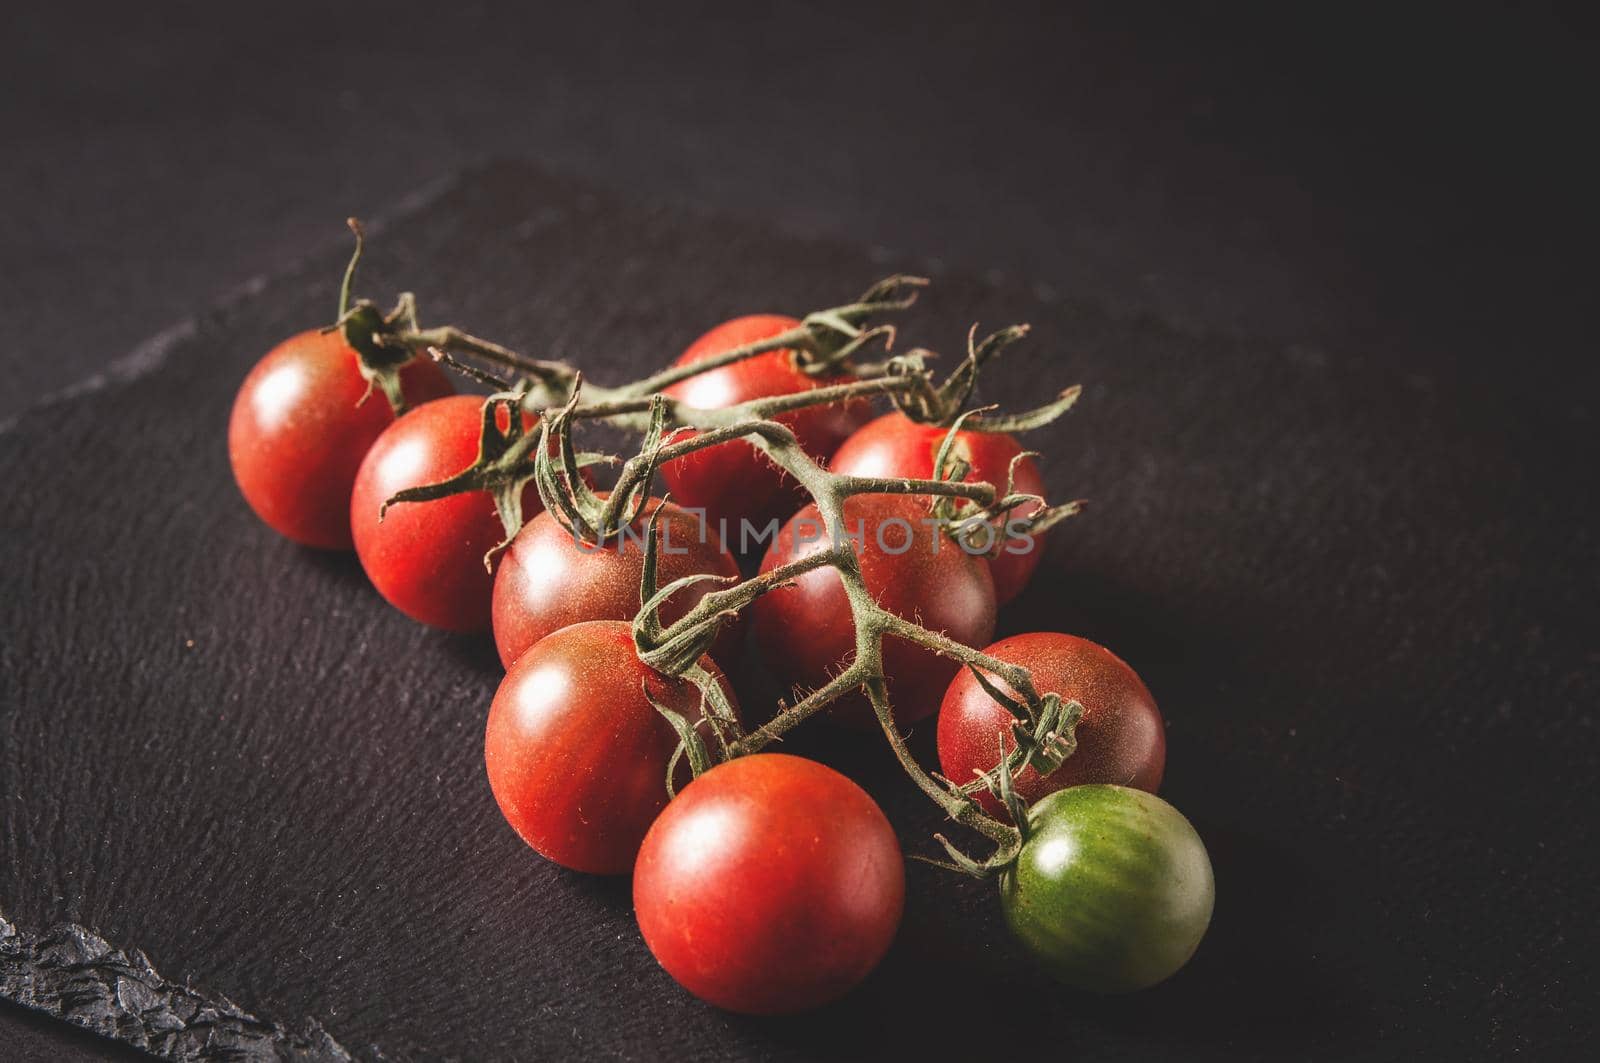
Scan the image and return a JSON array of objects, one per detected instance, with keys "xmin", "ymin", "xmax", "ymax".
[{"xmin": 1, "ymin": 162, "xmax": 1592, "ymax": 1060}]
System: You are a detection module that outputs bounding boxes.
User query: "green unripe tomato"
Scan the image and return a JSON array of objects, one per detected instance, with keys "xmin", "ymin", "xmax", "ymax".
[{"xmin": 1000, "ymin": 784, "xmax": 1214, "ymax": 992}]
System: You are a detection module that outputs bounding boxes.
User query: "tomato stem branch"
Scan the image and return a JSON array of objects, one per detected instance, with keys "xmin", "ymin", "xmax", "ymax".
[
  {"xmin": 609, "ymin": 392, "xmax": 1062, "ymax": 868},
  {"xmin": 362, "ymin": 262, "xmax": 1080, "ymax": 873}
]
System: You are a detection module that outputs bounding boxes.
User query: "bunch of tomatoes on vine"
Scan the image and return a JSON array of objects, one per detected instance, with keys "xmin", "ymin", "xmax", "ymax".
[{"xmin": 227, "ymin": 222, "xmax": 1214, "ymax": 1014}]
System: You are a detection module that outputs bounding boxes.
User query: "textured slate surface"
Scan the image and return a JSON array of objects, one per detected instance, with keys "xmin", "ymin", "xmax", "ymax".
[
  {"xmin": 1, "ymin": 162, "xmax": 1593, "ymax": 1059},
  {"xmin": 1, "ymin": 913, "xmax": 350, "ymax": 1059}
]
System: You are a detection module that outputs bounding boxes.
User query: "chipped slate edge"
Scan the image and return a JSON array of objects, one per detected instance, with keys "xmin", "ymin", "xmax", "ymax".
[{"xmin": 0, "ymin": 908, "xmax": 361, "ymax": 1061}]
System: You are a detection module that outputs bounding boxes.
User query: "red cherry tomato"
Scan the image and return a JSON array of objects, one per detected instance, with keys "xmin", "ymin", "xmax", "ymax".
[
  {"xmin": 827, "ymin": 411, "xmax": 1046, "ymax": 603},
  {"xmin": 634, "ymin": 753, "xmax": 904, "ymax": 1014},
  {"xmin": 350, "ymin": 394, "xmax": 535, "ymax": 632},
  {"xmin": 938, "ymin": 632, "xmax": 1165, "ymax": 814},
  {"xmin": 751, "ymin": 493, "xmax": 996, "ymax": 727},
  {"xmin": 492, "ymin": 495, "xmax": 742, "ymax": 669},
  {"xmin": 228, "ymin": 328, "xmax": 453, "ymax": 549},
  {"xmin": 485, "ymin": 620, "xmax": 737, "ymax": 875},
  {"xmin": 660, "ymin": 315, "xmax": 871, "ymax": 537}
]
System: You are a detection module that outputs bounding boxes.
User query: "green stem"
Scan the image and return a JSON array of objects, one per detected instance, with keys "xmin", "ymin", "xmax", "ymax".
[
  {"xmin": 399, "ymin": 326, "xmax": 569, "ymax": 383},
  {"xmin": 338, "ymin": 218, "xmax": 364, "ymax": 321},
  {"xmin": 834, "ymin": 474, "xmax": 995, "ymax": 506},
  {"xmin": 615, "ymin": 325, "xmax": 814, "ymax": 397},
  {"xmin": 730, "ymin": 663, "xmax": 870, "ymax": 755}
]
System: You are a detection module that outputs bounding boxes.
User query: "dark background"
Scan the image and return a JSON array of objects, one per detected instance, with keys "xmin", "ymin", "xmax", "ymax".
[
  {"xmin": 2, "ymin": 1, "xmax": 1595, "ymax": 1059},
  {"xmin": 5, "ymin": 0, "xmax": 1594, "ymax": 409}
]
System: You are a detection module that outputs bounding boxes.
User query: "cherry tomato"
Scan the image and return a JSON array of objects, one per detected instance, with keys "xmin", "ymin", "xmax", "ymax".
[
  {"xmin": 660, "ymin": 315, "xmax": 872, "ymax": 537},
  {"xmin": 751, "ymin": 493, "xmax": 996, "ymax": 727},
  {"xmin": 485, "ymin": 620, "xmax": 736, "ymax": 875},
  {"xmin": 634, "ymin": 753, "xmax": 904, "ymax": 1013},
  {"xmin": 492, "ymin": 495, "xmax": 742, "ymax": 669},
  {"xmin": 827, "ymin": 412, "xmax": 1046, "ymax": 603},
  {"xmin": 350, "ymin": 394, "xmax": 535, "ymax": 632},
  {"xmin": 938, "ymin": 633, "xmax": 1165, "ymax": 813},
  {"xmin": 1001, "ymin": 785, "xmax": 1213, "ymax": 992},
  {"xmin": 228, "ymin": 328, "xmax": 453, "ymax": 549}
]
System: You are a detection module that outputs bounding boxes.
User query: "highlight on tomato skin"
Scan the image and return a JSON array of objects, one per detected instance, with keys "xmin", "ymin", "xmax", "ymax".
[
  {"xmin": 484, "ymin": 620, "xmax": 737, "ymax": 875},
  {"xmin": 349, "ymin": 393, "xmax": 536, "ymax": 632},
  {"xmin": 228, "ymin": 328, "xmax": 453, "ymax": 549},
  {"xmin": 938, "ymin": 632, "xmax": 1165, "ymax": 814},
  {"xmin": 751, "ymin": 493, "xmax": 997, "ymax": 728},
  {"xmin": 660, "ymin": 314, "xmax": 873, "ymax": 536},
  {"xmin": 491, "ymin": 495, "xmax": 741, "ymax": 671},
  {"xmin": 633, "ymin": 753, "xmax": 905, "ymax": 1014},
  {"xmin": 827, "ymin": 411, "xmax": 1048, "ymax": 604}
]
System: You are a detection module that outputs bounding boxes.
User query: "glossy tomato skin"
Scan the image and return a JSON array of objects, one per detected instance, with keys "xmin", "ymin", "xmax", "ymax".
[
  {"xmin": 1001, "ymin": 785, "xmax": 1213, "ymax": 993},
  {"xmin": 634, "ymin": 753, "xmax": 904, "ymax": 1014},
  {"xmin": 938, "ymin": 633, "xmax": 1165, "ymax": 813},
  {"xmin": 751, "ymin": 493, "xmax": 996, "ymax": 727},
  {"xmin": 828, "ymin": 412, "xmax": 1046, "ymax": 603},
  {"xmin": 492, "ymin": 496, "xmax": 742, "ymax": 669},
  {"xmin": 350, "ymin": 394, "xmax": 535, "ymax": 632},
  {"xmin": 485, "ymin": 620, "xmax": 736, "ymax": 875},
  {"xmin": 660, "ymin": 315, "xmax": 872, "ymax": 536},
  {"xmin": 228, "ymin": 328, "xmax": 453, "ymax": 549}
]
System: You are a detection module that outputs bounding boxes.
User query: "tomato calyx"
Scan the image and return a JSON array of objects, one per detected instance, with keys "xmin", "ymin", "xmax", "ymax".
[
  {"xmin": 375, "ymin": 385, "xmax": 613, "ymax": 569},
  {"xmin": 639, "ymin": 662, "xmax": 741, "ymax": 797},
  {"xmin": 951, "ymin": 671, "xmax": 1085, "ymax": 800},
  {"xmin": 791, "ymin": 274, "xmax": 928, "ymax": 376},
  {"xmin": 331, "ymin": 218, "xmax": 578, "ymax": 418},
  {"xmin": 632, "ymin": 502, "xmax": 741, "ymax": 676},
  {"xmin": 890, "ymin": 323, "xmax": 1085, "ymax": 430},
  {"xmin": 533, "ymin": 384, "xmax": 670, "ymax": 547},
  {"xmin": 322, "ymin": 219, "xmax": 434, "ymax": 417},
  {"xmin": 918, "ymin": 680, "xmax": 1084, "ymax": 878},
  {"xmin": 925, "ymin": 742, "xmax": 1031, "ymax": 877},
  {"xmin": 857, "ymin": 324, "xmax": 1091, "ymax": 562},
  {"xmin": 631, "ymin": 502, "xmax": 744, "ymax": 792},
  {"xmin": 642, "ymin": 674, "xmax": 713, "ymax": 794},
  {"xmin": 914, "ymin": 406, "xmax": 1087, "ymax": 560}
]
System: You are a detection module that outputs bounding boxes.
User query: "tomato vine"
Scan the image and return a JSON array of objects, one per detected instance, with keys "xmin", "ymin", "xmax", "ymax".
[{"xmin": 339, "ymin": 221, "xmax": 1093, "ymax": 876}]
